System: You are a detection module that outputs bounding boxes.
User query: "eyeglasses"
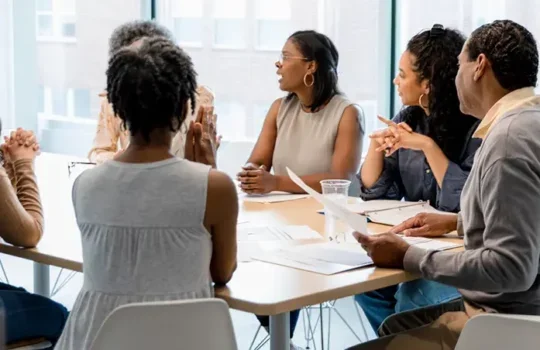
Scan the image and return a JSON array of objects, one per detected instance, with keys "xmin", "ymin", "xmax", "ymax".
[
  {"xmin": 277, "ymin": 53, "xmax": 309, "ymax": 65},
  {"xmin": 67, "ymin": 161, "xmax": 96, "ymax": 176}
]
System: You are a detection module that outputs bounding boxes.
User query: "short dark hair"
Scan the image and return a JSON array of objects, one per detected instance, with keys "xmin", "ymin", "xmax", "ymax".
[
  {"xmin": 108, "ymin": 20, "xmax": 174, "ymax": 56},
  {"xmin": 402, "ymin": 24, "xmax": 479, "ymax": 163},
  {"xmin": 106, "ymin": 37, "xmax": 197, "ymax": 142},
  {"xmin": 467, "ymin": 20, "xmax": 539, "ymax": 91},
  {"xmin": 287, "ymin": 30, "xmax": 340, "ymax": 112}
]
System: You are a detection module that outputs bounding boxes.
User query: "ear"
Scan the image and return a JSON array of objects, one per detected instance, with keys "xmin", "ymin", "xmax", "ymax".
[
  {"xmin": 308, "ymin": 60, "xmax": 318, "ymax": 74},
  {"xmin": 420, "ymin": 79, "xmax": 430, "ymax": 95},
  {"xmin": 474, "ymin": 53, "xmax": 488, "ymax": 82}
]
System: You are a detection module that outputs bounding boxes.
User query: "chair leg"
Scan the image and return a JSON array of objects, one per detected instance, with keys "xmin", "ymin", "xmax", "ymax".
[{"xmin": 249, "ymin": 325, "xmax": 264, "ymax": 350}]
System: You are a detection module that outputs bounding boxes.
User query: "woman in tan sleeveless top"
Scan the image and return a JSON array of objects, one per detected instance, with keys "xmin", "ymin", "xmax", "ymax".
[
  {"xmin": 236, "ymin": 30, "xmax": 364, "ymax": 348},
  {"xmin": 237, "ymin": 30, "xmax": 364, "ymax": 197},
  {"xmin": 88, "ymin": 20, "xmax": 215, "ymax": 164}
]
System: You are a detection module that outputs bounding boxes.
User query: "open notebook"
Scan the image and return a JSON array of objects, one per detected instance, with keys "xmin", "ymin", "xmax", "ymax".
[{"xmin": 318, "ymin": 200, "xmax": 454, "ymax": 227}]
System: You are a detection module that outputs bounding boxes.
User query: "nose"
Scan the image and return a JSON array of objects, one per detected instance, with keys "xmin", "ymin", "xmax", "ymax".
[
  {"xmin": 393, "ymin": 76, "xmax": 399, "ymax": 86},
  {"xmin": 275, "ymin": 61, "xmax": 281, "ymax": 68}
]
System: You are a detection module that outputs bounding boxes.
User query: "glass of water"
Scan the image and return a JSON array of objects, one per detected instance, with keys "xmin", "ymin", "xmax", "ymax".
[{"xmin": 320, "ymin": 179, "xmax": 351, "ymax": 242}]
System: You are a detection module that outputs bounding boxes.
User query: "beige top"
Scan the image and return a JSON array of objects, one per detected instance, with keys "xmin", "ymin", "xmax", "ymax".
[
  {"xmin": 473, "ymin": 87, "xmax": 540, "ymax": 138},
  {"xmin": 272, "ymin": 94, "xmax": 358, "ymax": 177},
  {"xmin": 88, "ymin": 86, "xmax": 214, "ymax": 164},
  {"xmin": 0, "ymin": 159, "xmax": 43, "ymax": 244}
]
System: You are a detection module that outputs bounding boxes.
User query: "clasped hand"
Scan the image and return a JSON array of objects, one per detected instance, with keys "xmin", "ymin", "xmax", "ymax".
[
  {"xmin": 370, "ymin": 116, "xmax": 432, "ymax": 156},
  {"xmin": 184, "ymin": 106, "xmax": 222, "ymax": 168},
  {"xmin": 1, "ymin": 128, "xmax": 40, "ymax": 164}
]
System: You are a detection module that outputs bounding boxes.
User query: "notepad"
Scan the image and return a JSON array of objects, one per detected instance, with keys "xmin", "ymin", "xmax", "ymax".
[
  {"xmin": 317, "ymin": 200, "xmax": 454, "ymax": 227},
  {"xmin": 241, "ymin": 191, "xmax": 310, "ymax": 203}
]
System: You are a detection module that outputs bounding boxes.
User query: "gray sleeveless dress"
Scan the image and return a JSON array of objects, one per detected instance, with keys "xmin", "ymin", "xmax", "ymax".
[
  {"xmin": 272, "ymin": 94, "xmax": 363, "ymax": 194},
  {"xmin": 55, "ymin": 158, "xmax": 213, "ymax": 350}
]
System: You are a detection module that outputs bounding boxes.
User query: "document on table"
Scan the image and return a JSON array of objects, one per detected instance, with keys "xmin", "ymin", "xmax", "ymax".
[
  {"xmin": 253, "ymin": 242, "xmax": 373, "ymax": 275},
  {"xmin": 237, "ymin": 225, "xmax": 321, "ymax": 241},
  {"xmin": 286, "ymin": 167, "xmax": 369, "ymax": 235},
  {"xmin": 237, "ymin": 225, "xmax": 322, "ymax": 262},
  {"xmin": 252, "ymin": 236, "xmax": 462, "ymax": 274},
  {"xmin": 241, "ymin": 191, "xmax": 310, "ymax": 203},
  {"xmin": 316, "ymin": 200, "xmax": 455, "ymax": 227}
]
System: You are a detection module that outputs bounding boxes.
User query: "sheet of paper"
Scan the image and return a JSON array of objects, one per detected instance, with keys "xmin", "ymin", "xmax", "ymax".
[
  {"xmin": 254, "ymin": 242, "xmax": 373, "ymax": 275},
  {"xmin": 237, "ymin": 225, "xmax": 321, "ymax": 241},
  {"xmin": 346, "ymin": 200, "xmax": 425, "ymax": 214},
  {"xmin": 367, "ymin": 204, "xmax": 453, "ymax": 226},
  {"xmin": 241, "ymin": 191, "xmax": 310, "ymax": 203},
  {"xmin": 237, "ymin": 241, "xmax": 264, "ymax": 262},
  {"xmin": 286, "ymin": 167, "xmax": 369, "ymax": 235}
]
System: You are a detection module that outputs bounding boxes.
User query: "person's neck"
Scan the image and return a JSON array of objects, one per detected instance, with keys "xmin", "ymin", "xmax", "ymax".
[
  {"xmin": 477, "ymin": 86, "xmax": 509, "ymax": 119},
  {"xmin": 295, "ymin": 87, "xmax": 314, "ymax": 112},
  {"xmin": 114, "ymin": 130, "xmax": 173, "ymax": 163}
]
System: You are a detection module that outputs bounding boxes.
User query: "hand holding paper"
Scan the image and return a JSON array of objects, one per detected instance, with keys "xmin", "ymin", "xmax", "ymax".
[{"xmin": 286, "ymin": 167, "xmax": 369, "ymax": 236}]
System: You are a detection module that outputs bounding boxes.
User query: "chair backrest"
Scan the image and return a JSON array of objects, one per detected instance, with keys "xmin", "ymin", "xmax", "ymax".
[
  {"xmin": 455, "ymin": 314, "xmax": 540, "ymax": 350},
  {"xmin": 90, "ymin": 299, "xmax": 238, "ymax": 350}
]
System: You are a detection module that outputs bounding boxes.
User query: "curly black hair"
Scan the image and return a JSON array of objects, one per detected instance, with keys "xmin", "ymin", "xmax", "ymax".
[
  {"xmin": 400, "ymin": 24, "xmax": 478, "ymax": 163},
  {"xmin": 108, "ymin": 20, "xmax": 174, "ymax": 56},
  {"xmin": 287, "ymin": 30, "xmax": 341, "ymax": 112},
  {"xmin": 106, "ymin": 36, "xmax": 197, "ymax": 142},
  {"xmin": 467, "ymin": 20, "xmax": 538, "ymax": 91}
]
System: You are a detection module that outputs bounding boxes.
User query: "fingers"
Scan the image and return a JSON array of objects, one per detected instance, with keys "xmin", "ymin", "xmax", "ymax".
[
  {"xmin": 195, "ymin": 106, "xmax": 206, "ymax": 124},
  {"xmin": 389, "ymin": 216, "xmax": 418, "ymax": 234},
  {"xmin": 398, "ymin": 122, "xmax": 413, "ymax": 133},
  {"xmin": 377, "ymin": 115, "xmax": 396, "ymax": 127},
  {"xmin": 353, "ymin": 231, "xmax": 372, "ymax": 245},
  {"xmin": 403, "ymin": 226, "xmax": 430, "ymax": 237},
  {"xmin": 184, "ymin": 121, "xmax": 196, "ymax": 160}
]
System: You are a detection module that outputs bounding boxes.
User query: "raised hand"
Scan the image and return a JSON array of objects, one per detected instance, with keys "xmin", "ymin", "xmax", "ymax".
[{"xmin": 184, "ymin": 106, "xmax": 217, "ymax": 168}]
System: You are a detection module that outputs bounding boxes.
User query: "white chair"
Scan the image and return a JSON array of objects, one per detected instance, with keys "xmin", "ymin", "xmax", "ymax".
[
  {"xmin": 90, "ymin": 299, "xmax": 238, "ymax": 350},
  {"xmin": 455, "ymin": 314, "xmax": 540, "ymax": 350}
]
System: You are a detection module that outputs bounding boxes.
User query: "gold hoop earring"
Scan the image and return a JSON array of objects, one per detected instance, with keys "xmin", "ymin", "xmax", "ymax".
[
  {"xmin": 418, "ymin": 93, "xmax": 429, "ymax": 109},
  {"xmin": 303, "ymin": 73, "xmax": 315, "ymax": 87}
]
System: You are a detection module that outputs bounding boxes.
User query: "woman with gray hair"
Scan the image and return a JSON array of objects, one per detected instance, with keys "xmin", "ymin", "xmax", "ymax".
[{"xmin": 88, "ymin": 20, "xmax": 215, "ymax": 164}]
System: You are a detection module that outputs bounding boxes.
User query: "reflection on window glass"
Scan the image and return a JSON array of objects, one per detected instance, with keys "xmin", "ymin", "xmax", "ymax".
[
  {"xmin": 52, "ymin": 88, "xmax": 67, "ymax": 116},
  {"xmin": 73, "ymin": 89, "xmax": 91, "ymax": 118},
  {"xmin": 214, "ymin": 19, "xmax": 245, "ymax": 47},
  {"xmin": 257, "ymin": 20, "xmax": 290, "ymax": 50},
  {"xmin": 37, "ymin": 15, "xmax": 53, "ymax": 36},
  {"xmin": 174, "ymin": 18, "xmax": 202, "ymax": 44},
  {"xmin": 61, "ymin": 21, "xmax": 76, "ymax": 37},
  {"xmin": 36, "ymin": 0, "xmax": 53, "ymax": 12}
]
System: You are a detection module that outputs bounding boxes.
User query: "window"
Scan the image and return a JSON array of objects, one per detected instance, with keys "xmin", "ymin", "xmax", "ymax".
[
  {"xmin": 396, "ymin": 0, "xmax": 540, "ymax": 107},
  {"xmin": 172, "ymin": 0, "xmax": 203, "ymax": 46},
  {"xmin": 73, "ymin": 89, "xmax": 91, "ymax": 118},
  {"xmin": 157, "ymin": 0, "xmax": 392, "ymax": 168},
  {"xmin": 213, "ymin": 0, "xmax": 246, "ymax": 48},
  {"xmin": 255, "ymin": 0, "xmax": 291, "ymax": 51},
  {"xmin": 35, "ymin": 0, "xmax": 77, "ymax": 41}
]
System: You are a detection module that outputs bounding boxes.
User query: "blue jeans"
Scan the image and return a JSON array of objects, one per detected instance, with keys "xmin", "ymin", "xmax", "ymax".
[
  {"xmin": 256, "ymin": 309, "xmax": 301, "ymax": 338},
  {"xmin": 0, "ymin": 282, "xmax": 68, "ymax": 345},
  {"xmin": 354, "ymin": 279, "xmax": 460, "ymax": 334}
]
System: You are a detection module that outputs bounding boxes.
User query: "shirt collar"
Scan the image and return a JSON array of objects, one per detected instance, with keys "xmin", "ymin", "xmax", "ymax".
[{"xmin": 473, "ymin": 87, "xmax": 540, "ymax": 139}]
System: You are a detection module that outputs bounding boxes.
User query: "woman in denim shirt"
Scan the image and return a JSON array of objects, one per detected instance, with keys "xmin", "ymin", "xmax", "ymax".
[{"xmin": 355, "ymin": 25, "xmax": 481, "ymax": 335}]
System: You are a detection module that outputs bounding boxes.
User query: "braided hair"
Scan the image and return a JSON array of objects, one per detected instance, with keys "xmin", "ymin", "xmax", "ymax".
[
  {"xmin": 400, "ymin": 24, "xmax": 478, "ymax": 163},
  {"xmin": 108, "ymin": 20, "xmax": 174, "ymax": 56},
  {"xmin": 467, "ymin": 20, "xmax": 538, "ymax": 91},
  {"xmin": 106, "ymin": 36, "xmax": 197, "ymax": 142}
]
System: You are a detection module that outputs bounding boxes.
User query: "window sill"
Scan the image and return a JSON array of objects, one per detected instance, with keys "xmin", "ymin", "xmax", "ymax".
[
  {"xmin": 38, "ymin": 113, "xmax": 96, "ymax": 125},
  {"xmin": 211, "ymin": 44, "xmax": 248, "ymax": 51}
]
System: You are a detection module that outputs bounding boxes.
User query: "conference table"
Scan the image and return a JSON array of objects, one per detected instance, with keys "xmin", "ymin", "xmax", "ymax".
[{"xmin": 0, "ymin": 153, "xmax": 462, "ymax": 350}]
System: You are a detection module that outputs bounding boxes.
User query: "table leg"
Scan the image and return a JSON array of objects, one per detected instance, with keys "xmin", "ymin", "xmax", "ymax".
[
  {"xmin": 33, "ymin": 262, "xmax": 50, "ymax": 297},
  {"xmin": 270, "ymin": 312, "xmax": 290, "ymax": 350}
]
